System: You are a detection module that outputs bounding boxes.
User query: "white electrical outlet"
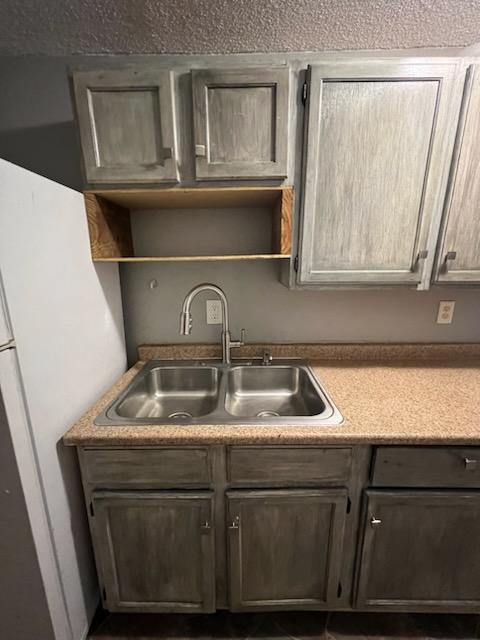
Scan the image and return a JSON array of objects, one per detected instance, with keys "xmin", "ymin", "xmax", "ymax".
[
  {"xmin": 206, "ymin": 299, "xmax": 222, "ymax": 324},
  {"xmin": 437, "ymin": 300, "xmax": 455, "ymax": 324}
]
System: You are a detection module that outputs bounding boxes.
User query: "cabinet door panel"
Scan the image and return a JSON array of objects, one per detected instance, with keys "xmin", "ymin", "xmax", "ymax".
[
  {"xmin": 299, "ymin": 62, "xmax": 462, "ymax": 286},
  {"xmin": 357, "ymin": 490, "xmax": 480, "ymax": 609},
  {"xmin": 192, "ymin": 68, "xmax": 289, "ymax": 180},
  {"xmin": 92, "ymin": 491, "xmax": 215, "ymax": 612},
  {"xmin": 227, "ymin": 489, "xmax": 347, "ymax": 610},
  {"xmin": 436, "ymin": 65, "xmax": 480, "ymax": 283},
  {"xmin": 73, "ymin": 69, "xmax": 178, "ymax": 184}
]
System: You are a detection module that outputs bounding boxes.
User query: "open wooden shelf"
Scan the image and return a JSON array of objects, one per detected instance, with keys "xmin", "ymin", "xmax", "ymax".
[
  {"xmin": 84, "ymin": 186, "xmax": 293, "ymax": 263},
  {"xmin": 95, "ymin": 255, "xmax": 290, "ymax": 263}
]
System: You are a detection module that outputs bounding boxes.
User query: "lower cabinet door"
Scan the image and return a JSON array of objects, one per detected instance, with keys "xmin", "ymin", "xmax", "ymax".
[
  {"xmin": 356, "ymin": 490, "xmax": 480, "ymax": 610},
  {"xmin": 227, "ymin": 489, "xmax": 348, "ymax": 610},
  {"xmin": 92, "ymin": 491, "xmax": 216, "ymax": 612}
]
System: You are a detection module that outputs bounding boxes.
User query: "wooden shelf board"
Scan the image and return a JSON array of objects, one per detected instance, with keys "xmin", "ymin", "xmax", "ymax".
[
  {"xmin": 93, "ymin": 254, "xmax": 291, "ymax": 263},
  {"xmin": 88, "ymin": 186, "xmax": 288, "ymax": 210}
]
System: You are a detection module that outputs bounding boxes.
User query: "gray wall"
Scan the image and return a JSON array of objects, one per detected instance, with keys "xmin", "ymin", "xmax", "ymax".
[
  {"xmin": 0, "ymin": 55, "xmax": 479, "ymax": 366},
  {"xmin": 121, "ymin": 262, "xmax": 480, "ymax": 363}
]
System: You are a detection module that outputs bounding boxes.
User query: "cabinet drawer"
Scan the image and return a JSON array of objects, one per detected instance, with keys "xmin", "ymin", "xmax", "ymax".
[
  {"xmin": 81, "ymin": 448, "xmax": 211, "ymax": 487},
  {"xmin": 227, "ymin": 447, "xmax": 352, "ymax": 486},
  {"xmin": 372, "ymin": 447, "xmax": 480, "ymax": 488}
]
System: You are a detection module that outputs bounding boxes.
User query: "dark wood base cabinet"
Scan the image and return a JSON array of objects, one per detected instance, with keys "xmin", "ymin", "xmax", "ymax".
[
  {"xmin": 356, "ymin": 490, "xmax": 480, "ymax": 611},
  {"xmin": 227, "ymin": 489, "xmax": 348, "ymax": 610},
  {"xmin": 77, "ymin": 445, "xmax": 480, "ymax": 614}
]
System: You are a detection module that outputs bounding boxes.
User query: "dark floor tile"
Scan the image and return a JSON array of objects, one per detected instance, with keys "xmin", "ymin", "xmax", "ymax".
[
  {"xmin": 88, "ymin": 611, "xmax": 328, "ymax": 640},
  {"xmin": 326, "ymin": 613, "xmax": 480, "ymax": 640},
  {"xmin": 88, "ymin": 611, "xmax": 479, "ymax": 640},
  {"xmin": 183, "ymin": 610, "xmax": 263, "ymax": 638},
  {"xmin": 88, "ymin": 612, "xmax": 190, "ymax": 639},
  {"xmin": 410, "ymin": 613, "xmax": 480, "ymax": 639},
  {"xmin": 326, "ymin": 612, "xmax": 420, "ymax": 640},
  {"xmin": 252, "ymin": 611, "xmax": 327, "ymax": 640}
]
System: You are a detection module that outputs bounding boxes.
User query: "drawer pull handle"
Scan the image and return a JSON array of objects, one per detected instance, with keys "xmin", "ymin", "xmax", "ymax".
[
  {"xmin": 370, "ymin": 516, "xmax": 382, "ymax": 529},
  {"xmin": 200, "ymin": 521, "xmax": 211, "ymax": 530},
  {"xmin": 464, "ymin": 458, "xmax": 478, "ymax": 471},
  {"xmin": 229, "ymin": 515, "xmax": 240, "ymax": 530}
]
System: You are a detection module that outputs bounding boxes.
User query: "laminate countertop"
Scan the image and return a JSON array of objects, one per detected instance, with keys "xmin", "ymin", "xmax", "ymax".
[{"xmin": 63, "ymin": 343, "xmax": 480, "ymax": 447}]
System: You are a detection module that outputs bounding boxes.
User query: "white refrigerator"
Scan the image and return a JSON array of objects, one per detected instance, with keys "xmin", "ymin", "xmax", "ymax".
[{"xmin": 0, "ymin": 159, "xmax": 127, "ymax": 640}]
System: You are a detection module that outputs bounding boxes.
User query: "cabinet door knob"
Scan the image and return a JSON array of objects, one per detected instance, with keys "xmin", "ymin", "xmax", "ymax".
[
  {"xmin": 228, "ymin": 515, "xmax": 240, "ymax": 530},
  {"xmin": 464, "ymin": 458, "xmax": 477, "ymax": 471},
  {"xmin": 200, "ymin": 521, "xmax": 211, "ymax": 530},
  {"xmin": 370, "ymin": 516, "xmax": 382, "ymax": 528}
]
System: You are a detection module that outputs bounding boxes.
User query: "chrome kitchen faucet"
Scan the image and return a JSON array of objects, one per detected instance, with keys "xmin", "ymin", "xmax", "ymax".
[{"xmin": 179, "ymin": 283, "xmax": 245, "ymax": 364}]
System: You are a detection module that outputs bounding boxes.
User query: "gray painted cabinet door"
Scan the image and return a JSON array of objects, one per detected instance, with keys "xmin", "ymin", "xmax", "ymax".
[
  {"xmin": 192, "ymin": 68, "xmax": 289, "ymax": 180},
  {"xmin": 72, "ymin": 69, "xmax": 178, "ymax": 184},
  {"xmin": 227, "ymin": 489, "xmax": 347, "ymax": 610},
  {"xmin": 298, "ymin": 62, "xmax": 462, "ymax": 286},
  {"xmin": 356, "ymin": 490, "xmax": 480, "ymax": 609},
  {"xmin": 435, "ymin": 65, "xmax": 480, "ymax": 283},
  {"xmin": 92, "ymin": 491, "xmax": 215, "ymax": 612}
]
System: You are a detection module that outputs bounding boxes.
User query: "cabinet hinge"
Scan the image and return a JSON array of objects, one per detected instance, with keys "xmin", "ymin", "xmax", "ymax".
[
  {"xmin": 102, "ymin": 587, "xmax": 106, "ymax": 601},
  {"xmin": 294, "ymin": 255, "xmax": 299, "ymax": 272},
  {"xmin": 346, "ymin": 497, "xmax": 351, "ymax": 514},
  {"xmin": 337, "ymin": 581, "xmax": 343, "ymax": 598},
  {"xmin": 89, "ymin": 502, "xmax": 94, "ymax": 517},
  {"xmin": 302, "ymin": 82, "xmax": 308, "ymax": 105}
]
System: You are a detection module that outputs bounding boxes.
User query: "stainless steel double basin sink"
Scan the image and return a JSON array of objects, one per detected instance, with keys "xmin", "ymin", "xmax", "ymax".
[{"xmin": 95, "ymin": 360, "xmax": 343, "ymax": 426}]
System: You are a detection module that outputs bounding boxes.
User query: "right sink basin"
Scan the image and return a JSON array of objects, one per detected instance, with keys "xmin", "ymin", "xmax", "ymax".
[{"xmin": 225, "ymin": 365, "xmax": 329, "ymax": 418}]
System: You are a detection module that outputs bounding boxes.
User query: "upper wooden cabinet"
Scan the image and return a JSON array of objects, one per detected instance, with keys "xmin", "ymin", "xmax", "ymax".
[
  {"xmin": 191, "ymin": 68, "xmax": 289, "ymax": 180},
  {"xmin": 435, "ymin": 65, "xmax": 480, "ymax": 284},
  {"xmin": 72, "ymin": 69, "xmax": 178, "ymax": 184},
  {"xmin": 298, "ymin": 62, "xmax": 462, "ymax": 287}
]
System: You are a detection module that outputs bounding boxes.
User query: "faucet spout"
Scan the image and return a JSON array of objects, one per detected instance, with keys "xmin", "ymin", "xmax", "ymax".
[{"xmin": 179, "ymin": 283, "xmax": 244, "ymax": 364}]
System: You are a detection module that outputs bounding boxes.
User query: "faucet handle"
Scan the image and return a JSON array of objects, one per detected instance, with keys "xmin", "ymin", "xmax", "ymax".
[
  {"xmin": 230, "ymin": 329, "xmax": 246, "ymax": 350},
  {"xmin": 262, "ymin": 350, "xmax": 273, "ymax": 366}
]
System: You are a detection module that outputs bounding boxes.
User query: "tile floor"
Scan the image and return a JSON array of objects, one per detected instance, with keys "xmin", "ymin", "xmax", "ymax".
[{"xmin": 88, "ymin": 611, "xmax": 480, "ymax": 640}]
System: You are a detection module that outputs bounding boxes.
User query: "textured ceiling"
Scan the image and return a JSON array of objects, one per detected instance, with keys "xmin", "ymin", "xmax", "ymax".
[{"xmin": 0, "ymin": 0, "xmax": 479, "ymax": 55}]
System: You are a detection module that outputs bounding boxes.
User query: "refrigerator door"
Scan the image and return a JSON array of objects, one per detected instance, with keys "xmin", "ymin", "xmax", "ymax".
[
  {"xmin": 0, "ymin": 348, "xmax": 68, "ymax": 640},
  {"xmin": 0, "ymin": 269, "xmax": 13, "ymax": 347},
  {"xmin": 0, "ymin": 159, "xmax": 127, "ymax": 639}
]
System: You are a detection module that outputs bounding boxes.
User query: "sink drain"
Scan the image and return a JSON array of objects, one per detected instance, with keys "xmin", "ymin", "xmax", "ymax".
[
  {"xmin": 168, "ymin": 411, "xmax": 193, "ymax": 419},
  {"xmin": 256, "ymin": 410, "xmax": 280, "ymax": 418}
]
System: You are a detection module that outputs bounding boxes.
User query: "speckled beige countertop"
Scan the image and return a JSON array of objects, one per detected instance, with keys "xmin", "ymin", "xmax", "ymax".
[{"xmin": 63, "ymin": 344, "xmax": 480, "ymax": 447}]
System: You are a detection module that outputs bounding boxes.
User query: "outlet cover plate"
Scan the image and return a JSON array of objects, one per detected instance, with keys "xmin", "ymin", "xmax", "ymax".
[
  {"xmin": 206, "ymin": 299, "xmax": 222, "ymax": 324},
  {"xmin": 437, "ymin": 300, "xmax": 455, "ymax": 324}
]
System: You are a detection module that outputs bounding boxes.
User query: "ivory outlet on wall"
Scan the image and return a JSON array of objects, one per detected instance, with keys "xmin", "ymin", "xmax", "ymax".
[{"xmin": 437, "ymin": 301, "xmax": 455, "ymax": 324}]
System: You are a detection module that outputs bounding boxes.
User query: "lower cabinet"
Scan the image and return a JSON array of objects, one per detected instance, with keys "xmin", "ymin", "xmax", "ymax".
[
  {"xmin": 226, "ymin": 489, "xmax": 348, "ymax": 610},
  {"xmin": 80, "ymin": 446, "xmax": 480, "ymax": 614},
  {"xmin": 356, "ymin": 490, "xmax": 480, "ymax": 610},
  {"xmin": 92, "ymin": 491, "xmax": 216, "ymax": 612}
]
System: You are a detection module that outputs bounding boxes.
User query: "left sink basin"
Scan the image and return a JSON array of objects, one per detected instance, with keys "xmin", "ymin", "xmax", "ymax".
[{"xmin": 102, "ymin": 365, "xmax": 220, "ymax": 421}]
